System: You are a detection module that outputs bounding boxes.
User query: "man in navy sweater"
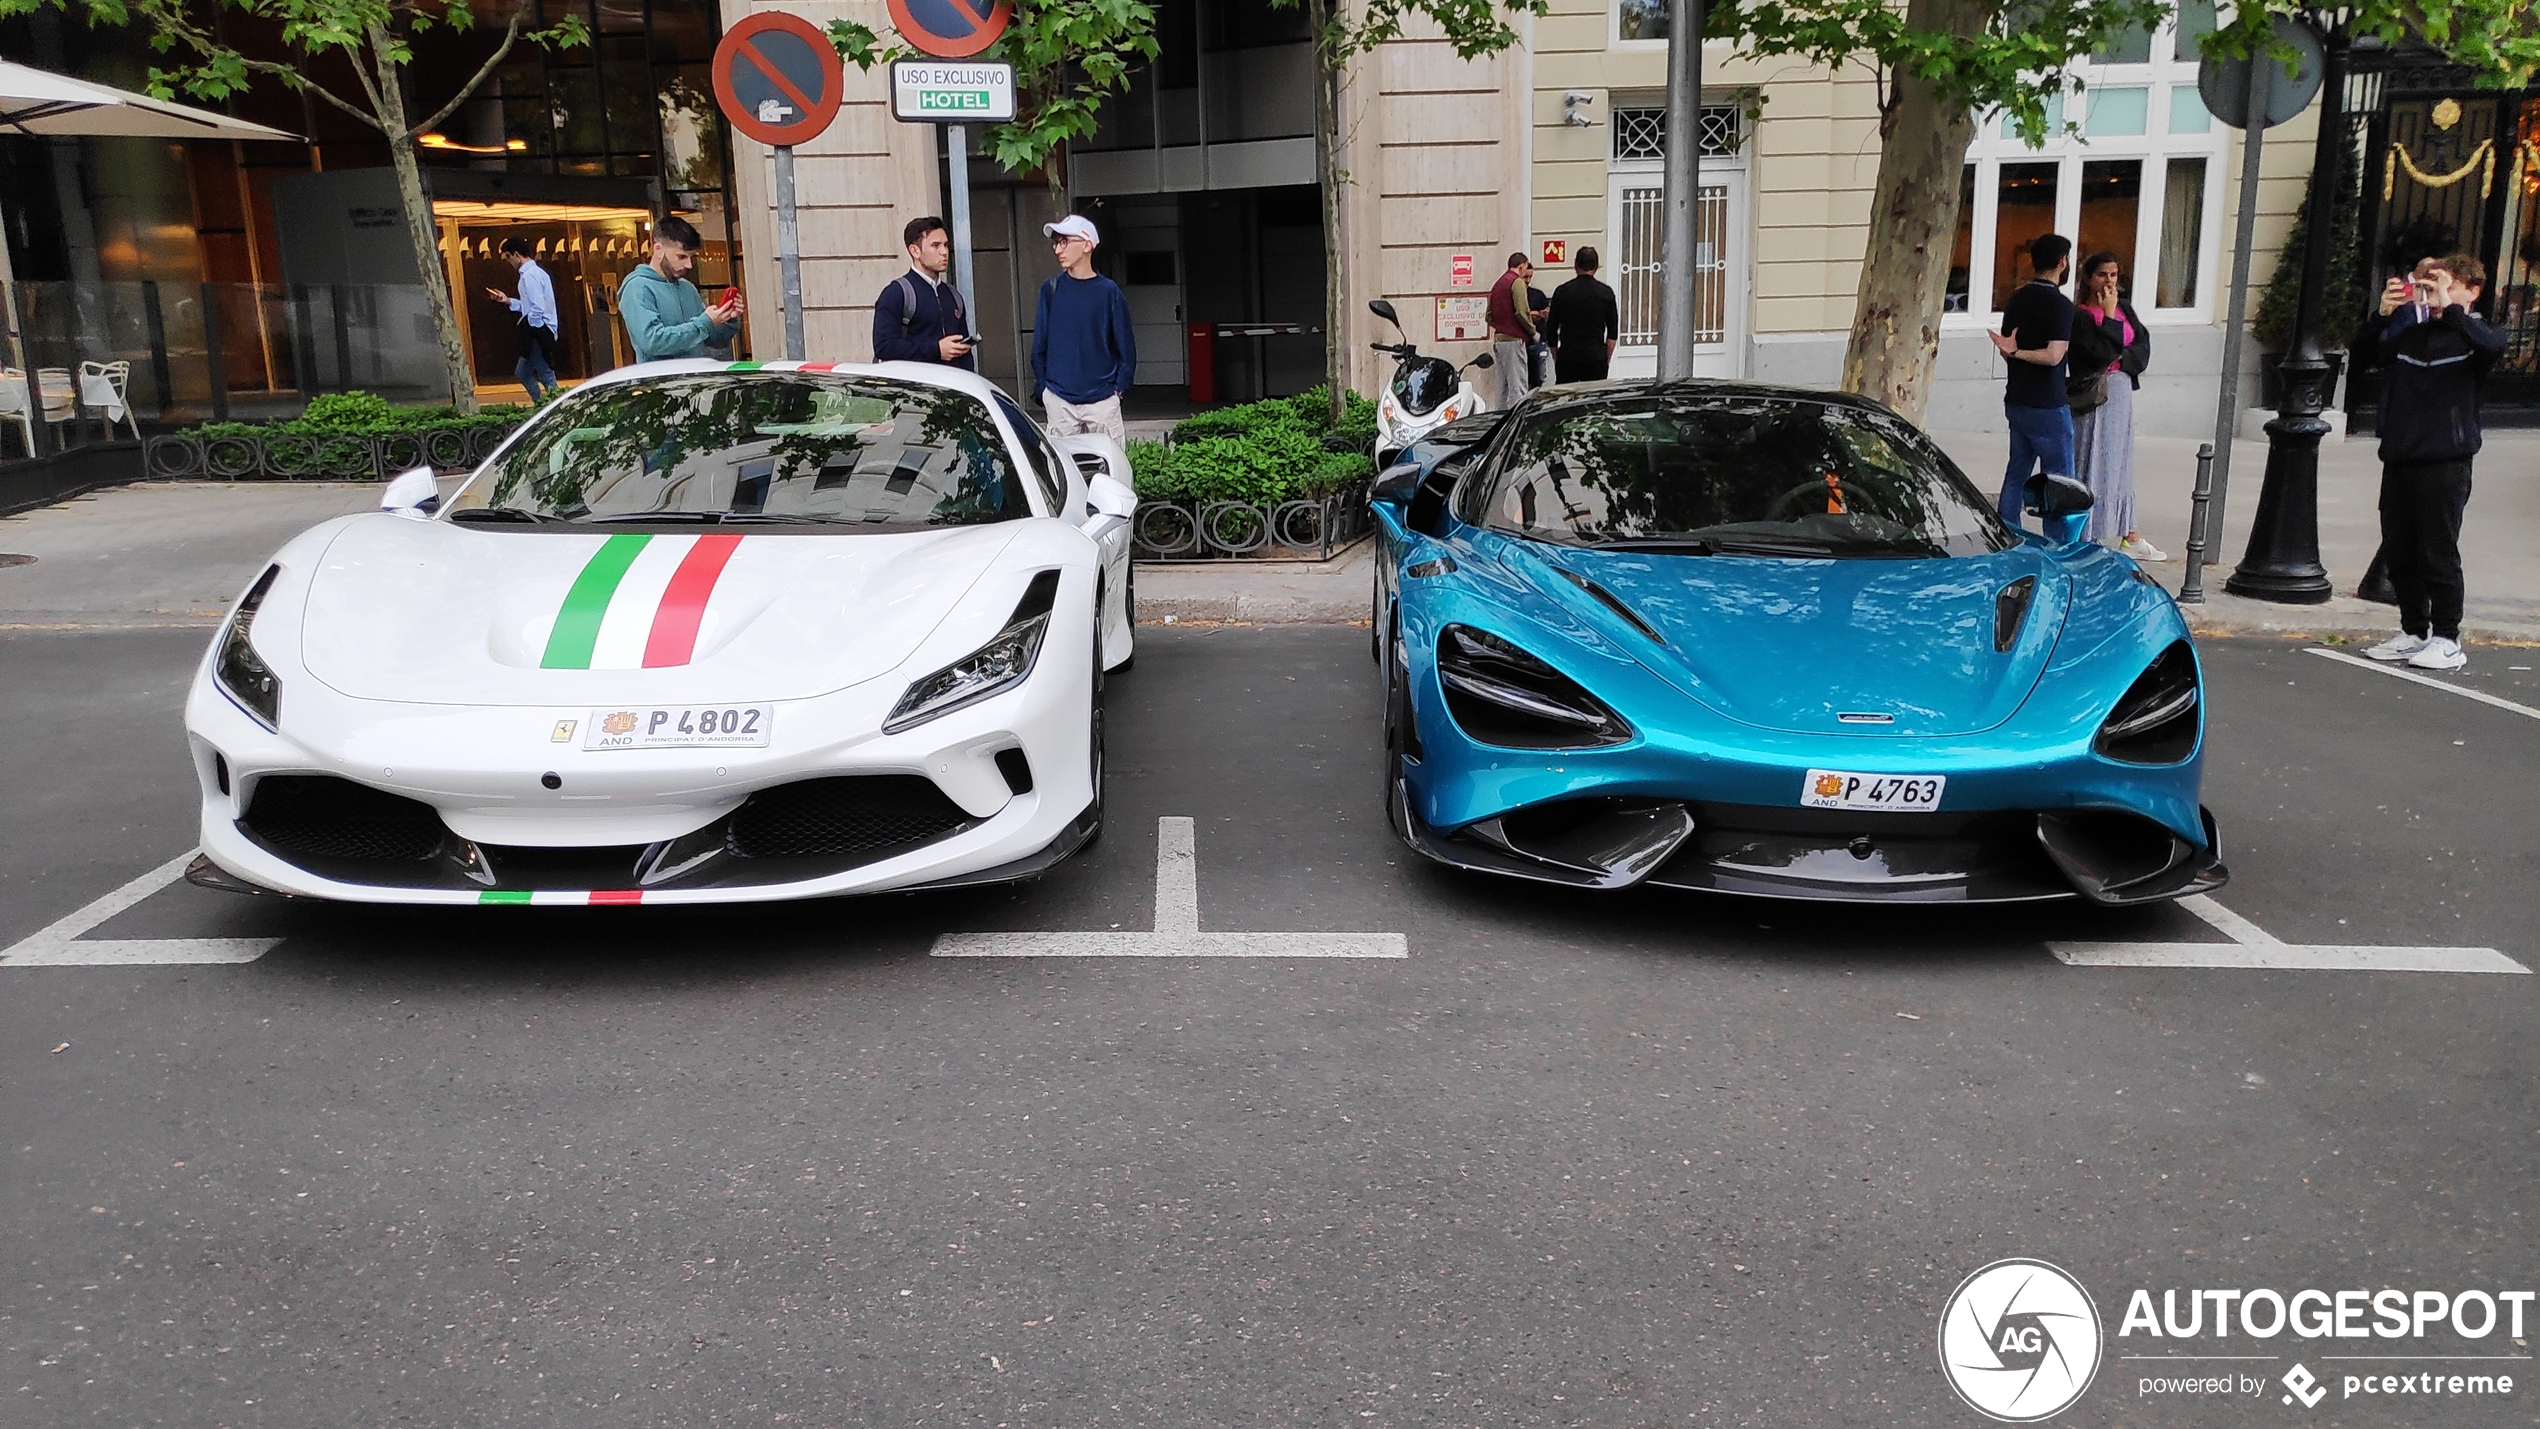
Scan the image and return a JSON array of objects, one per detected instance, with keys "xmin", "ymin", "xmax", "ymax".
[
  {"xmin": 1030, "ymin": 214, "xmax": 1136, "ymax": 440},
  {"xmin": 872, "ymin": 217, "xmax": 976, "ymax": 369}
]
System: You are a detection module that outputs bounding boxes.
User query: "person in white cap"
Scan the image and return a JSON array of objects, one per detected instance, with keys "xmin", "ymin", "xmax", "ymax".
[{"xmin": 1030, "ymin": 213, "xmax": 1137, "ymax": 441}]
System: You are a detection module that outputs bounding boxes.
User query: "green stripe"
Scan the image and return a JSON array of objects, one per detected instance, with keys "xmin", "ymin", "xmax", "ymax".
[
  {"xmin": 540, "ymin": 533, "xmax": 652, "ymax": 669},
  {"xmin": 726, "ymin": 361, "xmax": 764, "ymax": 371},
  {"xmin": 479, "ymin": 890, "xmax": 533, "ymax": 905}
]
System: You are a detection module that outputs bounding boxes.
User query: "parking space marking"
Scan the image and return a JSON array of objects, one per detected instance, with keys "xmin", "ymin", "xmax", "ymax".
[
  {"xmin": 932, "ymin": 817, "xmax": 1408, "ymax": 959},
  {"xmin": 0, "ymin": 852, "xmax": 279, "ymax": 968},
  {"xmin": 2049, "ymin": 893, "xmax": 2525, "ymax": 974},
  {"xmin": 2305, "ymin": 647, "xmax": 2540, "ymax": 722}
]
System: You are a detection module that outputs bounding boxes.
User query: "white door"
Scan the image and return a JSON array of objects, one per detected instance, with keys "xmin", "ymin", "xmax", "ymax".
[{"xmin": 1606, "ymin": 169, "xmax": 1746, "ymax": 379}]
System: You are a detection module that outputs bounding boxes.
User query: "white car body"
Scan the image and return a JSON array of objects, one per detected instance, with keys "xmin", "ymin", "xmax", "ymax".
[{"xmin": 184, "ymin": 359, "xmax": 1137, "ymax": 905}]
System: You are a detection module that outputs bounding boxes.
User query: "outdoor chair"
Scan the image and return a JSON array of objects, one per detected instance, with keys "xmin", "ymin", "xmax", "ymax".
[
  {"xmin": 0, "ymin": 368, "xmax": 33, "ymax": 457},
  {"xmin": 34, "ymin": 366, "xmax": 76, "ymax": 441},
  {"xmin": 78, "ymin": 360, "xmax": 140, "ymax": 441}
]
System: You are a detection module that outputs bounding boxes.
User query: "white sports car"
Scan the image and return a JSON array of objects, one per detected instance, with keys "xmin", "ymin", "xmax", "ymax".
[{"xmin": 183, "ymin": 359, "xmax": 1138, "ymax": 905}]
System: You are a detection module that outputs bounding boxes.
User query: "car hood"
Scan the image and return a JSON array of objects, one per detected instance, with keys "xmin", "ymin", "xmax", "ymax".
[
  {"xmin": 1540, "ymin": 543, "xmax": 2071, "ymax": 737},
  {"xmin": 299, "ymin": 516, "xmax": 1019, "ymax": 705}
]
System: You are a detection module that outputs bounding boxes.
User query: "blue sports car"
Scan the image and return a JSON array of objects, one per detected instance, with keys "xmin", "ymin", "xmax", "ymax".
[{"xmin": 1369, "ymin": 381, "xmax": 2225, "ymax": 905}]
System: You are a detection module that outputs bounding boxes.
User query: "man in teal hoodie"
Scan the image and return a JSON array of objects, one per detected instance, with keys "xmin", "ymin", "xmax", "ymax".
[{"xmin": 620, "ymin": 216, "xmax": 743, "ymax": 363}]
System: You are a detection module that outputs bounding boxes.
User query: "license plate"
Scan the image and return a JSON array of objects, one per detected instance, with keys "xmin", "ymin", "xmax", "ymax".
[
  {"xmin": 1800, "ymin": 769, "xmax": 1944, "ymax": 813},
  {"xmin": 582, "ymin": 705, "xmax": 773, "ymax": 750}
]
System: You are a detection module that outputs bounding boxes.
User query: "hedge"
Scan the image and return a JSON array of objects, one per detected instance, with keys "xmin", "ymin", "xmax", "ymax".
[
  {"xmin": 178, "ymin": 390, "xmax": 531, "ymax": 446},
  {"xmin": 1128, "ymin": 387, "xmax": 1378, "ymax": 506}
]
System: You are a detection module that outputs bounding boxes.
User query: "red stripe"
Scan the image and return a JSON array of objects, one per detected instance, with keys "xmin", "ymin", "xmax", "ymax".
[
  {"xmin": 642, "ymin": 534, "xmax": 744, "ymax": 667},
  {"xmin": 800, "ymin": 362, "xmax": 838, "ymax": 372},
  {"xmin": 589, "ymin": 889, "xmax": 644, "ymax": 905}
]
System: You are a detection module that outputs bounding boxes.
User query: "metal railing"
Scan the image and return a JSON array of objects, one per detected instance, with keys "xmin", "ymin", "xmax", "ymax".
[
  {"xmin": 1130, "ymin": 482, "xmax": 1373, "ymax": 562},
  {"xmin": 141, "ymin": 421, "xmax": 522, "ymax": 481}
]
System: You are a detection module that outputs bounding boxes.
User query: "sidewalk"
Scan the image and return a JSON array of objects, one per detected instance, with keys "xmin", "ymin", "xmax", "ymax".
[
  {"xmin": 1132, "ymin": 428, "xmax": 2540, "ymax": 643},
  {"xmin": 1925, "ymin": 427, "xmax": 2540, "ymax": 643}
]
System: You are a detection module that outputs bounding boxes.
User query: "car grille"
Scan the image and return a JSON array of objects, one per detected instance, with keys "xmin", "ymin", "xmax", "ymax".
[
  {"xmin": 242, "ymin": 775, "xmax": 445, "ymax": 862},
  {"xmin": 726, "ymin": 775, "xmax": 975, "ymax": 860}
]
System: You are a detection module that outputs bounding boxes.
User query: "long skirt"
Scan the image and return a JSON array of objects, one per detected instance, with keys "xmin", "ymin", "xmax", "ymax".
[{"xmin": 2073, "ymin": 375, "xmax": 2135, "ymax": 543}]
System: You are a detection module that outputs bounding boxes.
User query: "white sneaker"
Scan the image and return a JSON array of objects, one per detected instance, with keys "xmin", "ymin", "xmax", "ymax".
[
  {"xmin": 2362, "ymin": 632, "xmax": 2429, "ymax": 662},
  {"xmin": 2406, "ymin": 636, "xmax": 2467, "ymax": 671},
  {"xmin": 2120, "ymin": 535, "xmax": 2168, "ymax": 561}
]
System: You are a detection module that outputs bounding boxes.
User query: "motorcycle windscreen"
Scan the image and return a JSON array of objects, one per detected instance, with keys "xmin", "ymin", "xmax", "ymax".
[{"xmin": 1393, "ymin": 357, "xmax": 1461, "ymax": 417}]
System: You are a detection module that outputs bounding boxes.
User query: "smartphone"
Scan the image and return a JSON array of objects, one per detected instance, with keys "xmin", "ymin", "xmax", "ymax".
[{"xmin": 962, "ymin": 333, "xmax": 985, "ymax": 353}]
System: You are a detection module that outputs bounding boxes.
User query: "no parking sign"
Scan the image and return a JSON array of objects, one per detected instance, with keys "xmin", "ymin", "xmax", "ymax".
[
  {"xmin": 711, "ymin": 13, "xmax": 844, "ymax": 148},
  {"xmin": 889, "ymin": 0, "xmax": 1013, "ymax": 58}
]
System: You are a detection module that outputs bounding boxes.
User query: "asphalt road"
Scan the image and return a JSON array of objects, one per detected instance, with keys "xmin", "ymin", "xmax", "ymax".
[{"xmin": 3, "ymin": 625, "xmax": 2536, "ymax": 1428}]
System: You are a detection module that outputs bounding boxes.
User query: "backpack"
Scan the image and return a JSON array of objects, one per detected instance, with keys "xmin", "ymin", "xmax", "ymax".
[{"xmin": 894, "ymin": 274, "xmax": 961, "ymax": 331}]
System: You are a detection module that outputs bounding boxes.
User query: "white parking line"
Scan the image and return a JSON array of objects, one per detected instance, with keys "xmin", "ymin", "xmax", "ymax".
[
  {"xmin": 2050, "ymin": 892, "xmax": 2526, "ymax": 974},
  {"xmin": 2305, "ymin": 646, "xmax": 2540, "ymax": 721},
  {"xmin": 932, "ymin": 817, "xmax": 1408, "ymax": 959},
  {"xmin": 0, "ymin": 852, "xmax": 279, "ymax": 967}
]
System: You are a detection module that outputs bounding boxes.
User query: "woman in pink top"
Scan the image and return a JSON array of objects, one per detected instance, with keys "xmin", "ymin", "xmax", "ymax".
[{"xmin": 2070, "ymin": 251, "xmax": 2160, "ymax": 560}]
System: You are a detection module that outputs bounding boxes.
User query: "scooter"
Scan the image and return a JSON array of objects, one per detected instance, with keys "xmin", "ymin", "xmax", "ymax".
[{"xmin": 1368, "ymin": 299, "xmax": 1494, "ymax": 468}]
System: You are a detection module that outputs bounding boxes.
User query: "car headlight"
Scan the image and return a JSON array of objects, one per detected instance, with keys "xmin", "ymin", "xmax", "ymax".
[
  {"xmin": 884, "ymin": 570, "xmax": 1062, "ymax": 734},
  {"xmin": 1435, "ymin": 624, "xmax": 1630, "ymax": 749},
  {"xmin": 2094, "ymin": 639, "xmax": 2200, "ymax": 765},
  {"xmin": 215, "ymin": 564, "xmax": 283, "ymax": 729}
]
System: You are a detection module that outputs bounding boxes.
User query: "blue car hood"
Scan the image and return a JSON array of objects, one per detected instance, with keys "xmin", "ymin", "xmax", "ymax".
[{"xmin": 1542, "ymin": 544, "xmax": 2071, "ymax": 738}]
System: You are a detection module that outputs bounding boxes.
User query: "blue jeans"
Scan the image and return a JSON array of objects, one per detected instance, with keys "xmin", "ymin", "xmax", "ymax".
[
  {"xmin": 2001, "ymin": 402, "xmax": 2073, "ymax": 527},
  {"xmin": 515, "ymin": 320, "xmax": 560, "ymax": 403}
]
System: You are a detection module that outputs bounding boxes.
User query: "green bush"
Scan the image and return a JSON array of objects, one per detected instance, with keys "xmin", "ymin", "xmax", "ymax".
[
  {"xmin": 1130, "ymin": 387, "xmax": 1376, "ymax": 506},
  {"xmin": 179, "ymin": 390, "xmax": 529, "ymax": 446}
]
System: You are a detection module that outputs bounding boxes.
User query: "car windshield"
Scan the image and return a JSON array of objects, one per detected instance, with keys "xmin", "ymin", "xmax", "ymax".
[
  {"xmin": 446, "ymin": 374, "xmax": 1033, "ymax": 531},
  {"xmin": 1468, "ymin": 392, "xmax": 2012, "ymax": 557}
]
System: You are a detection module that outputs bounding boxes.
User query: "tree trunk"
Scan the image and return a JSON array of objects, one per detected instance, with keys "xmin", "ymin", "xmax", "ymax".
[
  {"xmin": 370, "ymin": 27, "xmax": 479, "ymax": 415},
  {"xmin": 1308, "ymin": 0, "xmax": 1349, "ymax": 427},
  {"xmin": 1839, "ymin": 0, "xmax": 1985, "ymax": 421}
]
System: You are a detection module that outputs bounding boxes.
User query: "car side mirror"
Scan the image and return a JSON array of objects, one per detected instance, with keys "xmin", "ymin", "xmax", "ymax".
[
  {"xmin": 380, "ymin": 465, "xmax": 439, "ymax": 517},
  {"xmin": 2023, "ymin": 473, "xmax": 2094, "ymax": 548},
  {"xmin": 1371, "ymin": 461, "xmax": 1421, "ymax": 507},
  {"xmin": 1368, "ymin": 298, "xmax": 1399, "ymax": 325},
  {"xmin": 1085, "ymin": 472, "xmax": 1138, "ymax": 522}
]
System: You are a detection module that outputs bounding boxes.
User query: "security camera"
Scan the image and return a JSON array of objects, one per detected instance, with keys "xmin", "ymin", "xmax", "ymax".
[{"xmin": 1561, "ymin": 91, "xmax": 1595, "ymax": 127}]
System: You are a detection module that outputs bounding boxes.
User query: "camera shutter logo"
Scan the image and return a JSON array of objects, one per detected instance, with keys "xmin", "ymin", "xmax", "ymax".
[{"xmin": 1938, "ymin": 1259, "xmax": 2103, "ymax": 1422}]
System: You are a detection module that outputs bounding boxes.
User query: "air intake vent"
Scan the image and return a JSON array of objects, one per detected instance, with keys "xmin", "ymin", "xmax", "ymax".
[
  {"xmin": 726, "ymin": 775, "xmax": 976, "ymax": 860},
  {"xmin": 242, "ymin": 775, "xmax": 445, "ymax": 862},
  {"xmin": 1994, "ymin": 576, "xmax": 2037, "ymax": 652},
  {"xmin": 1549, "ymin": 564, "xmax": 1664, "ymax": 644}
]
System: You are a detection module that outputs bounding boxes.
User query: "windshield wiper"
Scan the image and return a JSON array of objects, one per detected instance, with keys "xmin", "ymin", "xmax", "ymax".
[
  {"xmin": 1582, "ymin": 537, "xmax": 1717, "ymax": 555},
  {"xmin": 448, "ymin": 506, "xmax": 568, "ymax": 525},
  {"xmin": 605, "ymin": 511, "xmax": 730, "ymax": 524}
]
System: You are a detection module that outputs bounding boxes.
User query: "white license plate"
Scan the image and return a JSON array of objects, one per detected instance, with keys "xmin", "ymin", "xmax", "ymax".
[
  {"xmin": 1800, "ymin": 769, "xmax": 1945, "ymax": 813},
  {"xmin": 582, "ymin": 705, "xmax": 773, "ymax": 750}
]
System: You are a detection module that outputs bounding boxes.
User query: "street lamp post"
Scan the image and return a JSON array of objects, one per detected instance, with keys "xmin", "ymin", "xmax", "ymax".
[{"xmin": 2225, "ymin": 16, "xmax": 2348, "ymax": 604}]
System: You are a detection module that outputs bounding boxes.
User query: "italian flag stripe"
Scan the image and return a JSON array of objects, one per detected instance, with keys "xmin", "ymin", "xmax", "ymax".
[
  {"xmin": 479, "ymin": 890, "xmax": 533, "ymax": 905},
  {"xmin": 643, "ymin": 533, "xmax": 745, "ymax": 668},
  {"xmin": 476, "ymin": 889, "xmax": 647, "ymax": 905},
  {"xmin": 541, "ymin": 533, "xmax": 745, "ymax": 670},
  {"xmin": 541, "ymin": 533, "xmax": 653, "ymax": 669}
]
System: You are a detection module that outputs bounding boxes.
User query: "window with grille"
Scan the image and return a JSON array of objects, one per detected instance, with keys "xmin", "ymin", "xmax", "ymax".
[{"xmin": 1612, "ymin": 106, "xmax": 1741, "ymax": 163}]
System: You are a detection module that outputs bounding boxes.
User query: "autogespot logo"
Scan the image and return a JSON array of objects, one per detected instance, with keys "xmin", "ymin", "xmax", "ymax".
[{"xmin": 1939, "ymin": 1259, "xmax": 2105, "ymax": 1422}]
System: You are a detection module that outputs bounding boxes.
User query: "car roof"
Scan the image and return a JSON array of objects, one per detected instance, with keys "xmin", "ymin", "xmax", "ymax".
[
  {"xmin": 1513, "ymin": 378, "xmax": 1902, "ymax": 422},
  {"xmin": 568, "ymin": 357, "xmax": 1017, "ymax": 406}
]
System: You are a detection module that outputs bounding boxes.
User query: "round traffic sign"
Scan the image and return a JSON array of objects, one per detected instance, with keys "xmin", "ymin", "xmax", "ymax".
[
  {"xmin": 889, "ymin": 0, "xmax": 1013, "ymax": 59},
  {"xmin": 713, "ymin": 12, "xmax": 845, "ymax": 148},
  {"xmin": 2196, "ymin": 16, "xmax": 2325, "ymax": 131}
]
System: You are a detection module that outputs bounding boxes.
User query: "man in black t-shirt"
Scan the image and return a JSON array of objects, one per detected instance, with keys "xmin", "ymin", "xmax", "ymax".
[
  {"xmin": 1545, "ymin": 247, "xmax": 1621, "ymax": 383},
  {"xmin": 1988, "ymin": 233, "xmax": 2075, "ymax": 528}
]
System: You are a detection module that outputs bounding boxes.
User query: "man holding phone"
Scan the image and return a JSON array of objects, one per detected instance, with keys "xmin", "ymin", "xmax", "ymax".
[
  {"xmin": 873, "ymin": 217, "xmax": 978, "ymax": 370},
  {"xmin": 2356, "ymin": 253, "xmax": 2503, "ymax": 671}
]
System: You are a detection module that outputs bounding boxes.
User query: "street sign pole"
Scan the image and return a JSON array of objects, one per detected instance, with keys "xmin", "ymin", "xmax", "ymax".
[
  {"xmin": 1655, "ymin": 0, "xmax": 1704, "ymax": 380},
  {"xmin": 712, "ymin": 13, "xmax": 844, "ymax": 363},
  {"xmin": 773, "ymin": 143, "xmax": 806, "ymax": 361},
  {"xmin": 947, "ymin": 123, "xmax": 978, "ymax": 340},
  {"xmin": 2184, "ymin": 59, "xmax": 2272, "ymax": 605}
]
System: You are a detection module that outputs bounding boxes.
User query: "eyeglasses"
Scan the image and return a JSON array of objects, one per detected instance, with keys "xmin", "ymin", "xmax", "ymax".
[{"xmin": 1051, "ymin": 236, "xmax": 1085, "ymax": 249}]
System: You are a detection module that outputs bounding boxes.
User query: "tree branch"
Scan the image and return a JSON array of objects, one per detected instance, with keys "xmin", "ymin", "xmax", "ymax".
[{"xmin": 407, "ymin": 2, "xmax": 526, "ymax": 139}]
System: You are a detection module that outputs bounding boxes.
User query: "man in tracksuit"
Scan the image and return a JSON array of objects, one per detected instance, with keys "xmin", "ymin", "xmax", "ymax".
[{"xmin": 2356, "ymin": 252, "xmax": 2502, "ymax": 672}]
